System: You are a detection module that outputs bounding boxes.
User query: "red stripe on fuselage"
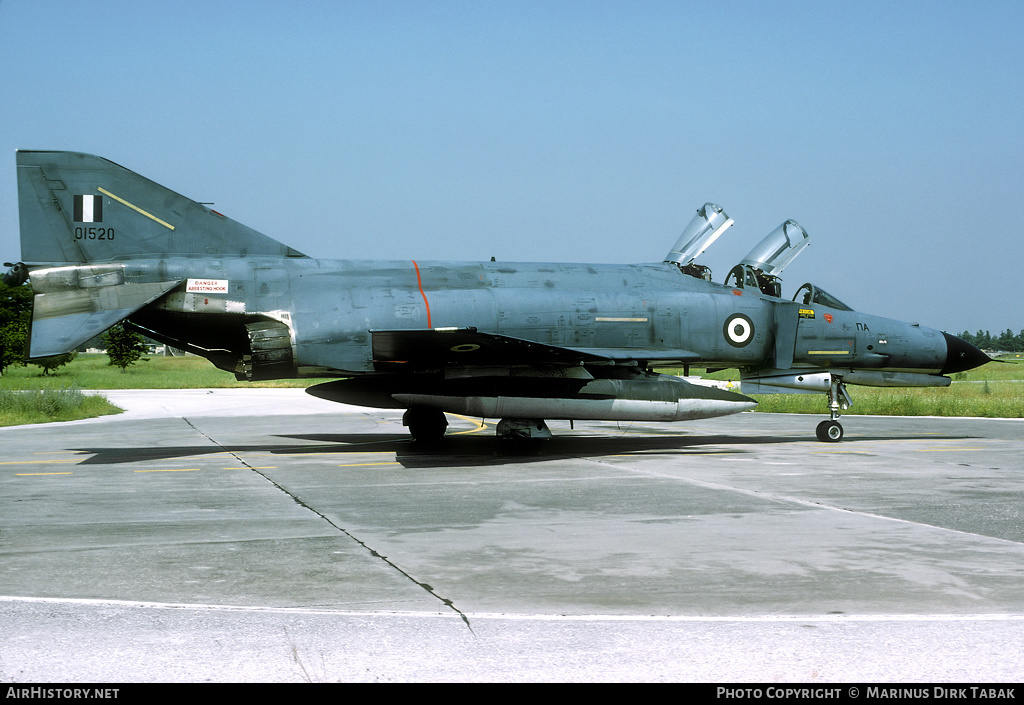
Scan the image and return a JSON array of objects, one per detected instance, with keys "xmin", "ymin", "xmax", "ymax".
[{"xmin": 411, "ymin": 260, "xmax": 432, "ymax": 328}]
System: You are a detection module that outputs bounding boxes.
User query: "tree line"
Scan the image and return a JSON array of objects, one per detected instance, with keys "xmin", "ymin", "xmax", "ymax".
[{"xmin": 957, "ymin": 329, "xmax": 1024, "ymax": 353}]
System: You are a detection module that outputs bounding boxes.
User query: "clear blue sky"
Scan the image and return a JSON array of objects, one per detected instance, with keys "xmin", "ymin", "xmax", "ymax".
[{"xmin": 2, "ymin": 0, "xmax": 1021, "ymax": 335}]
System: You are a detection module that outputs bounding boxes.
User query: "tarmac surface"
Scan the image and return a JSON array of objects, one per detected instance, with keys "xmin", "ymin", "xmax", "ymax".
[{"xmin": 2, "ymin": 389, "xmax": 1023, "ymax": 682}]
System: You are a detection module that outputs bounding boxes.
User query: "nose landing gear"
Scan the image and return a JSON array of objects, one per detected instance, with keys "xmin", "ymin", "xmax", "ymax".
[
  {"xmin": 816, "ymin": 418, "xmax": 844, "ymax": 442},
  {"xmin": 816, "ymin": 375, "xmax": 852, "ymax": 442}
]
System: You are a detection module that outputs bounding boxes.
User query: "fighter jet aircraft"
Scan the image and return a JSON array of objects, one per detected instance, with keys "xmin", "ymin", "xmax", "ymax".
[{"xmin": 6, "ymin": 151, "xmax": 989, "ymax": 442}]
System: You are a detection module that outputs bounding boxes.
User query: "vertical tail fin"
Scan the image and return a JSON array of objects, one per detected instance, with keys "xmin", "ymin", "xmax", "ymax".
[{"xmin": 16, "ymin": 150, "xmax": 306, "ymax": 264}]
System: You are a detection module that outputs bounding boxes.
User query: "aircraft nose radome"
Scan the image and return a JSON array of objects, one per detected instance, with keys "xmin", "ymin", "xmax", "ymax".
[{"xmin": 941, "ymin": 332, "xmax": 990, "ymax": 374}]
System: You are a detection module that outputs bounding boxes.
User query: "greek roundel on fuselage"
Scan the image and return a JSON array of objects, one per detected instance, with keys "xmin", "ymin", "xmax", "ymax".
[{"xmin": 723, "ymin": 313, "xmax": 755, "ymax": 347}]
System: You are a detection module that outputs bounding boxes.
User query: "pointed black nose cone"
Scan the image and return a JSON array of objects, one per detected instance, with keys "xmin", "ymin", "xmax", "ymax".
[{"xmin": 941, "ymin": 332, "xmax": 990, "ymax": 374}]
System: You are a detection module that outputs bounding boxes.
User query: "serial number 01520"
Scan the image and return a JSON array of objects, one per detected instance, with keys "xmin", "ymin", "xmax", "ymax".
[{"xmin": 74, "ymin": 226, "xmax": 115, "ymax": 240}]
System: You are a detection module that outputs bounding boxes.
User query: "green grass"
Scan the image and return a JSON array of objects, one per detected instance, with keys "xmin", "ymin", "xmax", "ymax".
[
  {"xmin": 676, "ymin": 362, "xmax": 1024, "ymax": 418},
  {"xmin": 0, "ymin": 386, "xmax": 122, "ymax": 426},
  {"xmin": 0, "ymin": 353, "xmax": 325, "ymax": 391},
  {"xmin": 0, "ymin": 353, "xmax": 334, "ymax": 427}
]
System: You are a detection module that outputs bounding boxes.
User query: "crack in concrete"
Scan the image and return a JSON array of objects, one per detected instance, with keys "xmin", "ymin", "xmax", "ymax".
[{"xmin": 179, "ymin": 416, "xmax": 475, "ymax": 635}]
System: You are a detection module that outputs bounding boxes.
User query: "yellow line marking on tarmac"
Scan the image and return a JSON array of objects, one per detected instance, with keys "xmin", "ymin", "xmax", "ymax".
[
  {"xmin": 811, "ymin": 451, "xmax": 873, "ymax": 455},
  {"xmin": 0, "ymin": 459, "xmax": 77, "ymax": 465},
  {"xmin": 337, "ymin": 462, "xmax": 401, "ymax": 467},
  {"xmin": 15, "ymin": 472, "xmax": 73, "ymax": 476},
  {"xmin": 814, "ymin": 443, "xmax": 988, "ymax": 454},
  {"xmin": 133, "ymin": 468, "xmax": 201, "ymax": 473},
  {"xmin": 914, "ymin": 448, "xmax": 986, "ymax": 452},
  {"xmin": 450, "ymin": 414, "xmax": 489, "ymax": 435},
  {"xmin": 609, "ymin": 451, "xmax": 733, "ymax": 457}
]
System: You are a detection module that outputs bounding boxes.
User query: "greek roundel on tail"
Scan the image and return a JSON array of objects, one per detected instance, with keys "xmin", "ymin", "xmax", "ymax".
[{"xmin": 5, "ymin": 151, "xmax": 989, "ymax": 442}]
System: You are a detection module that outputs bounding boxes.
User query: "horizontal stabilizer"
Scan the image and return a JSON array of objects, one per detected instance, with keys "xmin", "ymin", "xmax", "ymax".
[{"xmin": 29, "ymin": 278, "xmax": 181, "ymax": 358}]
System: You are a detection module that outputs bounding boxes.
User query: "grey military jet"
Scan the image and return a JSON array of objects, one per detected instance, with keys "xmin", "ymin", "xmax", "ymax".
[{"xmin": 6, "ymin": 151, "xmax": 988, "ymax": 442}]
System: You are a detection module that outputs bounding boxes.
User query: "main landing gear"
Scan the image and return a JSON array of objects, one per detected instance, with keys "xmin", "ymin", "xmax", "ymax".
[
  {"xmin": 402, "ymin": 409, "xmax": 554, "ymax": 444},
  {"xmin": 403, "ymin": 407, "xmax": 448, "ymax": 443},
  {"xmin": 815, "ymin": 375, "xmax": 852, "ymax": 442},
  {"xmin": 496, "ymin": 418, "xmax": 552, "ymax": 441}
]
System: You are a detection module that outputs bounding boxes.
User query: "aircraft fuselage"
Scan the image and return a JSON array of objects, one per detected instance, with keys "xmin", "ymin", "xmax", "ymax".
[{"xmin": 74, "ymin": 254, "xmax": 956, "ymax": 380}]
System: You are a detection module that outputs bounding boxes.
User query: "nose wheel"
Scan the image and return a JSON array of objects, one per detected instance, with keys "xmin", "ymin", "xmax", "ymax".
[
  {"xmin": 816, "ymin": 375, "xmax": 851, "ymax": 442},
  {"xmin": 816, "ymin": 419, "xmax": 844, "ymax": 442}
]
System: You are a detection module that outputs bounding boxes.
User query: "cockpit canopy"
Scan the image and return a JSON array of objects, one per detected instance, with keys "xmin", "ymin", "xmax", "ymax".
[
  {"xmin": 724, "ymin": 264, "xmax": 783, "ymax": 297},
  {"xmin": 793, "ymin": 282, "xmax": 853, "ymax": 311},
  {"xmin": 723, "ymin": 219, "xmax": 811, "ymax": 297},
  {"xmin": 740, "ymin": 220, "xmax": 810, "ymax": 275},
  {"xmin": 664, "ymin": 202, "xmax": 734, "ymax": 281}
]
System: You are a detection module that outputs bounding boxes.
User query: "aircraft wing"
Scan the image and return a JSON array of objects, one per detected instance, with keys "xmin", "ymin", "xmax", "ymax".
[{"xmin": 370, "ymin": 328, "xmax": 699, "ymax": 370}]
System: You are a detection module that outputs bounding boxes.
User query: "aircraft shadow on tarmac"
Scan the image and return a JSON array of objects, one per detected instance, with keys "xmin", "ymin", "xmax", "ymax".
[{"xmin": 68, "ymin": 431, "xmax": 975, "ymax": 469}]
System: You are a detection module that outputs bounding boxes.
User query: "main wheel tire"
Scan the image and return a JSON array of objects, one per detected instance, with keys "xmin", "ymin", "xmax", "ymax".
[
  {"xmin": 403, "ymin": 408, "xmax": 448, "ymax": 443},
  {"xmin": 815, "ymin": 419, "xmax": 844, "ymax": 442}
]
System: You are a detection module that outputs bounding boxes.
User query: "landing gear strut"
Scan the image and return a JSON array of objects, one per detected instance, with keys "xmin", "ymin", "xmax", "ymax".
[
  {"xmin": 815, "ymin": 375, "xmax": 852, "ymax": 442},
  {"xmin": 403, "ymin": 407, "xmax": 448, "ymax": 443}
]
